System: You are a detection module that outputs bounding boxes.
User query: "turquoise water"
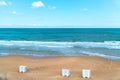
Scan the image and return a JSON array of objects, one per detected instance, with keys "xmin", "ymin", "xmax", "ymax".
[{"xmin": 0, "ymin": 28, "xmax": 120, "ymax": 60}]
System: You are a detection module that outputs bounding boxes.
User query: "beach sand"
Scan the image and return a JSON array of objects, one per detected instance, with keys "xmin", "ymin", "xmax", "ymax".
[{"xmin": 0, "ymin": 56, "xmax": 120, "ymax": 80}]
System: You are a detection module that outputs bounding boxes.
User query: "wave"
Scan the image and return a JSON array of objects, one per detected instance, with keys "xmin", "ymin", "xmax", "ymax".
[
  {"xmin": 81, "ymin": 51, "xmax": 120, "ymax": 60},
  {"xmin": 0, "ymin": 52, "xmax": 60, "ymax": 57},
  {"xmin": 0, "ymin": 40, "xmax": 120, "ymax": 49},
  {"xmin": 0, "ymin": 40, "xmax": 120, "ymax": 60},
  {"xmin": 0, "ymin": 51, "xmax": 120, "ymax": 60},
  {"xmin": 0, "ymin": 53, "xmax": 10, "ymax": 56},
  {"xmin": 0, "ymin": 40, "xmax": 119, "ymax": 49}
]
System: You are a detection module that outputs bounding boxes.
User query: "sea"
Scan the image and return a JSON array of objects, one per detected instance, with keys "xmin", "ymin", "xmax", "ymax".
[{"xmin": 0, "ymin": 28, "xmax": 120, "ymax": 60}]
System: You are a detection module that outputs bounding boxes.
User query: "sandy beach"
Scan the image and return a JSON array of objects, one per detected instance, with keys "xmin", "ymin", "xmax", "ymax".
[{"xmin": 0, "ymin": 56, "xmax": 120, "ymax": 80}]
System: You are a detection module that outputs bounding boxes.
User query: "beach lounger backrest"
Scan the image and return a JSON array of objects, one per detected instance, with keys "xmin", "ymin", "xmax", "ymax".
[
  {"xmin": 19, "ymin": 65, "xmax": 27, "ymax": 73},
  {"xmin": 82, "ymin": 69, "xmax": 91, "ymax": 78},
  {"xmin": 62, "ymin": 69, "xmax": 70, "ymax": 77}
]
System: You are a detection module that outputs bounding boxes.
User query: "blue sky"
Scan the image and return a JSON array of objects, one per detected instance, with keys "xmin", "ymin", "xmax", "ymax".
[{"xmin": 0, "ymin": 0, "xmax": 120, "ymax": 28}]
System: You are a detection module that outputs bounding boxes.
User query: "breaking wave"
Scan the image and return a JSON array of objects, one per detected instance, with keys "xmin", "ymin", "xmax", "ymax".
[
  {"xmin": 0, "ymin": 40, "xmax": 120, "ymax": 49},
  {"xmin": 0, "ymin": 40, "xmax": 120, "ymax": 60}
]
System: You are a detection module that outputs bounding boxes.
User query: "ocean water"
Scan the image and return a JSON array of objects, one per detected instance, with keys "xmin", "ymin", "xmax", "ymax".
[{"xmin": 0, "ymin": 28, "xmax": 120, "ymax": 60}]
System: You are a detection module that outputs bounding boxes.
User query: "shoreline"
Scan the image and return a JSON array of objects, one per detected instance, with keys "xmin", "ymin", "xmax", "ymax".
[
  {"xmin": 0, "ymin": 55, "xmax": 120, "ymax": 80},
  {"xmin": 0, "ymin": 54, "xmax": 120, "ymax": 61}
]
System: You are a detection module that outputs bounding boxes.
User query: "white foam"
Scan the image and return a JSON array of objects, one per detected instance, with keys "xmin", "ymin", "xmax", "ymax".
[
  {"xmin": 0, "ymin": 40, "xmax": 120, "ymax": 49},
  {"xmin": 0, "ymin": 40, "xmax": 120, "ymax": 59},
  {"xmin": 81, "ymin": 51, "xmax": 120, "ymax": 60},
  {"xmin": 0, "ymin": 53, "xmax": 10, "ymax": 56}
]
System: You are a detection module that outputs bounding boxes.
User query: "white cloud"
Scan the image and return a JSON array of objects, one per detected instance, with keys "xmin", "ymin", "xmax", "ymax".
[
  {"xmin": 83, "ymin": 8, "xmax": 88, "ymax": 11},
  {"xmin": 32, "ymin": 1, "xmax": 44, "ymax": 8},
  {"xmin": 48, "ymin": 6, "xmax": 56, "ymax": 10},
  {"xmin": 0, "ymin": 1, "xmax": 7, "ymax": 6},
  {"xmin": 51, "ymin": 6, "xmax": 56, "ymax": 9},
  {"xmin": 12, "ymin": 11, "xmax": 17, "ymax": 14}
]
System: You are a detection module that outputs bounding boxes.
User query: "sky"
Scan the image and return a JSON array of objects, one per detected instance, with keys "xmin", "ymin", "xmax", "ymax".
[{"xmin": 0, "ymin": 0, "xmax": 120, "ymax": 28}]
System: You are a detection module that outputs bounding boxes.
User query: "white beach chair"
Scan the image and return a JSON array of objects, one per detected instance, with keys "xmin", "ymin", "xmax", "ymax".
[
  {"xmin": 19, "ymin": 65, "xmax": 27, "ymax": 73},
  {"xmin": 82, "ymin": 69, "xmax": 91, "ymax": 78},
  {"xmin": 62, "ymin": 69, "xmax": 70, "ymax": 77}
]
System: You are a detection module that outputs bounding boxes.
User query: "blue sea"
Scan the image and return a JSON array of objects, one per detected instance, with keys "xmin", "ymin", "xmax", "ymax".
[{"xmin": 0, "ymin": 28, "xmax": 120, "ymax": 60}]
